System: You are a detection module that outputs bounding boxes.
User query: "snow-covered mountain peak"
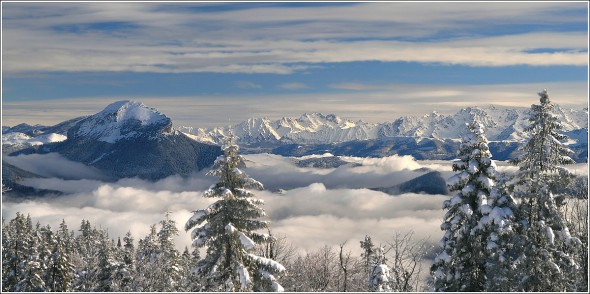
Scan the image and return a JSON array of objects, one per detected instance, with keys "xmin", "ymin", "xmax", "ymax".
[
  {"xmin": 74, "ymin": 100, "xmax": 172, "ymax": 143},
  {"xmin": 99, "ymin": 100, "xmax": 168, "ymax": 126}
]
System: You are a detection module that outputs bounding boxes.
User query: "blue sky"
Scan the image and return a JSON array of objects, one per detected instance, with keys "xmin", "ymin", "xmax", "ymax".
[{"xmin": 2, "ymin": 1, "xmax": 588, "ymax": 127}]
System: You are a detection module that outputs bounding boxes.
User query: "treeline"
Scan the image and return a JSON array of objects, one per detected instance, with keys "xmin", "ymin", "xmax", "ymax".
[{"xmin": 1, "ymin": 213, "xmax": 432, "ymax": 292}]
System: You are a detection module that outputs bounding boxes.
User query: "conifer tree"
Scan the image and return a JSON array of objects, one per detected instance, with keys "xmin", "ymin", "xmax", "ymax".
[
  {"xmin": 185, "ymin": 134, "xmax": 285, "ymax": 291},
  {"xmin": 369, "ymin": 246, "xmax": 391, "ymax": 292},
  {"xmin": 475, "ymin": 158, "xmax": 519, "ymax": 291},
  {"xmin": 156, "ymin": 212, "xmax": 182, "ymax": 291},
  {"xmin": 431, "ymin": 120, "xmax": 495, "ymax": 292},
  {"xmin": 94, "ymin": 234, "xmax": 117, "ymax": 292},
  {"xmin": 46, "ymin": 235, "xmax": 76, "ymax": 292},
  {"xmin": 113, "ymin": 231, "xmax": 135, "ymax": 291},
  {"xmin": 135, "ymin": 224, "xmax": 160, "ymax": 291},
  {"xmin": 510, "ymin": 89, "xmax": 581, "ymax": 291},
  {"xmin": 360, "ymin": 235, "xmax": 375, "ymax": 275},
  {"xmin": 16, "ymin": 217, "xmax": 46, "ymax": 291},
  {"xmin": 3, "ymin": 213, "xmax": 32, "ymax": 291}
]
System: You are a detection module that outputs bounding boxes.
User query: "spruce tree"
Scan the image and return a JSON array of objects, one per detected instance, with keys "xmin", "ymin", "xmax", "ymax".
[
  {"xmin": 431, "ymin": 119, "xmax": 495, "ymax": 291},
  {"xmin": 134, "ymin": 224, "xmax": 160, "ymax": 291},
  {"xmin": 476, "ymin": 169, "xmax": 519, "ymax": 291},
  {"xmin": 94, "ymin": 234, "xmax": 117, "ymax": 292},
  {"xmin": 46, "ymin": 235, "xmax": 76, "ymax": 292},
  {"xmin": 185, "ymin": 134, "xmax": 285, "ymax": 291},
  {"xmin": 113, "ymin": 231, "xmax": 135, "ymax": 291},
  {"xmin": 2, "ymin": 213, "xmax": 31, "ymax": 291},
  {"xmin": 510, "ymin": 89, "xmax": 581, "ymax": 291},
  {"xmin": 156, "ymin": 212, "xmax": 182, "ymax": 291}
]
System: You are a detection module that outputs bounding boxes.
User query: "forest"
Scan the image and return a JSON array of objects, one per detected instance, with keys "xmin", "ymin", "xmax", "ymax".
[{"xmin": 2, "ymin": 90, "xmax": 588, "ymax": 292}]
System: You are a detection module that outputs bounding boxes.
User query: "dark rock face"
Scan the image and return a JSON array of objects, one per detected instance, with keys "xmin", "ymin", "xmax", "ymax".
[
  {"xmin": 295, "ymin": 156, "xmax": 360, "ymax": 169},
  {"xmin": 371, "ymin": 171, "xmax": 449, "ymax": 196},
  {"xmin": 52, "ymin": 133, "xmax": 221, "ymax": 180}
]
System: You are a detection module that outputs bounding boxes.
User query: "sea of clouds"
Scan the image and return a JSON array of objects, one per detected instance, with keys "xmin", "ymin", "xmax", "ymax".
[{"xmin": 3, "ymin": 152, "xmax": 587, "ymax": 256}]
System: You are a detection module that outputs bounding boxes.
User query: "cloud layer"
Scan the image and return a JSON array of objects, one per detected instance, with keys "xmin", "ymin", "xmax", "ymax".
[
  {"xmin": 2, "ymin": 153, "xmax": 452, "ymax": 254},
  {"xmin": 4, "ymin": 152, "xmax": 587, "ymax": 256},
  {"xmin": 2, "ymin": 2, "xmax": 587, "ymax": 74},
  {"xmin": 3, "ymin": 80, "xmax": 587, "ymax": 128}
]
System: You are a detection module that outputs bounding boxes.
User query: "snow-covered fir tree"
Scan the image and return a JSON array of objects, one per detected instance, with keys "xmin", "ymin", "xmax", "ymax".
[
  {"xmin": 94, "ymin": 231, "xmax": 117, "ymax": 292},
  {"xmin": 475, "ymin": 156, "xmax": 519, "ymax": 291},
  {"xmin": 185, "ymin": 133, "xmax": 285, "ymax": 291},
  {"xmin": 113, "ymin": 231, "xmax": 135, "ymax": 291},
  {"xmin": 73, "ymin": 220, "xmax": 100, "ymax": 291},
  {"xmin": 46, "ymin": 235, "xmax": 76, "ymax": 292},
  {"xmin": 510, "ymin": 89, "xmax": 582, "ymax": 291},
  {"xmin": 155, "ymin": 212, "xmax": 182, "ymax": 291},
  {"xmin": 369, "ymin": 246, "xmax": 391, "ymax": 292},
  {"xmin": 134, "ymin": 224, "xmax": 160, "ymax": 291},
  {"xmin": 3, "ymin": 213, "xmax": 37, "ymax": 291},
  {"xmin": 431, "ymin": 119, "xmax": 496, "ymax": 292}
]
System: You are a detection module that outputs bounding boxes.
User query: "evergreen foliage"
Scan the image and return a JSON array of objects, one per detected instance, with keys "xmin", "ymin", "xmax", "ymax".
[
  {"xmin": 509, "ymin": 90, "xmax": 581, "ymax": 291},
  {"xmin": 185, "ymin": 134, "xmax": 285, "ymax": 291},
  {"xmin": 431, "ymin": 119, "xmax": 496, "ymax": 291}
]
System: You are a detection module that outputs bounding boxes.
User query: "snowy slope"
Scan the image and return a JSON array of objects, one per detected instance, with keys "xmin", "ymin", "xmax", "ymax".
[
  {"xmin": 5, "ymin": 100, "xmax": 221, "ymax": 180},
  {"xmin": 183, "ymin": 112, "xmax": 379, "ymax": 145},
  {"xmin": 2, "ymin": 132, "xmax": 66, "ymax": 146},
  {"xmin": 181, "ymin": 105, "xmax": 588, "ymax": 145},
  {"xmin": 74, "ymin": 100, "xmax": 171, "ymax": 143}
]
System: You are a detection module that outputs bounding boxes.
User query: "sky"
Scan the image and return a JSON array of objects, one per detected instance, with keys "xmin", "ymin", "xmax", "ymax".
[{"xmin": 1, "ymin": 1, "xmax": 589, "ymax": 128}]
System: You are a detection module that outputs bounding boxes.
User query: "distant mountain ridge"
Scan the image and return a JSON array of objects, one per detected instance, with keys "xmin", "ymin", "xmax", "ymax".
[
  {"xmin": 178, "ymin": 105, "xmax": 588, "ymax": 145},
  {"xmin": 3, "ymin": 103, "xmax": 587, "ymax": 165}
]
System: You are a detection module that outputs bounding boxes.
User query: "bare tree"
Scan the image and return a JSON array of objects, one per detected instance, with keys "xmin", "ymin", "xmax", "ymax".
[
  {"xmin": 388, "ymin": 231, "xmax": 431, "ymax": 292},
  {"xmin": 258, "ymin": 230, "xmax": 298, "ymax": 266},
  {"xmin": 338, "ymin": 242, "xmax": 351, "ymax": 292}
]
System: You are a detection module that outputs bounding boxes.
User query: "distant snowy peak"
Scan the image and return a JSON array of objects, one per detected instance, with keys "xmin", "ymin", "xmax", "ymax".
[
  {"xmin": 181, "ymin": 112, "xmax": 377, "ymax": 144},
  {"xmin": 182, "ymin": 104, "xmax": 587, "ymax": 145},
  {"xmin": 73, "ymin": 100, "xmax": 172, "ymax": 143}
]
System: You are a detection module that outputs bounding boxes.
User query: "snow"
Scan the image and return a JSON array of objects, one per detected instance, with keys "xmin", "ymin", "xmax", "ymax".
[
  {"xmin": 75, "ymin": 100, "xmax": 170, "ymax": 143},
  {"xmin": 467, "ymin": 160, "xmax": 479, "ymax": 174},
  {"xmin": 225, "ymin": 223, "xmax": 236, "ymax": 234},
  {"xmin": 477, "ymin": 175, "xmax": 494, "ymax": 189},
  {"xmin": 434, "ymin": 251, "xmax": 451, "ymax": 263},
  {"xmin": 186, "ymin": 210, "xmax": 207, "ymax": 229},
  {"xmin": 1, "ymin": 132, "xmax": 66, "ymax": 146},
  {"xmin": 461, "ymin": 184, "xmax": 475, "ymax": 195},
  {"xmin": 237, "ymin": 264, "xmax": 252, "ymax": 289},
  {"xmin": 238, "ymin": 232, "xmax": 255, "ymax": 250},
  {"xmin": 248, "ymin": 254, "xmax": 286, "ymax": 272},
  {"xmin": 2, "ymin": 132, "xmax": 32, "ymax": 145},
  {"xmin": 545, "ymin": 226, "xmax": 555, "ymax": 245},
  {"xmin": 184, "ymin": 104, "xmax": 587, "ymax": 146}
]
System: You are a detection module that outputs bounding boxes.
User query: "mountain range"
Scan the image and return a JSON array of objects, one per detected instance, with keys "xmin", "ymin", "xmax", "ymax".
[
  {"xmin": 176, "ymin": 105, "xmax": 587, "ymax": 161},
  {"xmin": 178, "ymin": 104, "xmax": 587, "ymax": 146},
  {"xmin": 2, "ymin": 101, "xmax": 588, "ymax": 189}
]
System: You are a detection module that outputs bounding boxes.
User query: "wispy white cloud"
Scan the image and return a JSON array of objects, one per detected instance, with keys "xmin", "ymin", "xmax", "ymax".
[
  {"xmin": 2, "ymin": 2, "xmax": 587, "ymax": 74},
  {"xmin": 280, "ymin": 82, "xmax": 309, "ymax": 90},
  {"xmin": 3, "ymin": 81, "xmax": 585, "ymax": 128},
  {"xmin": 235, "ymin": 81, "xmax": 262, "ymax": 89}
]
